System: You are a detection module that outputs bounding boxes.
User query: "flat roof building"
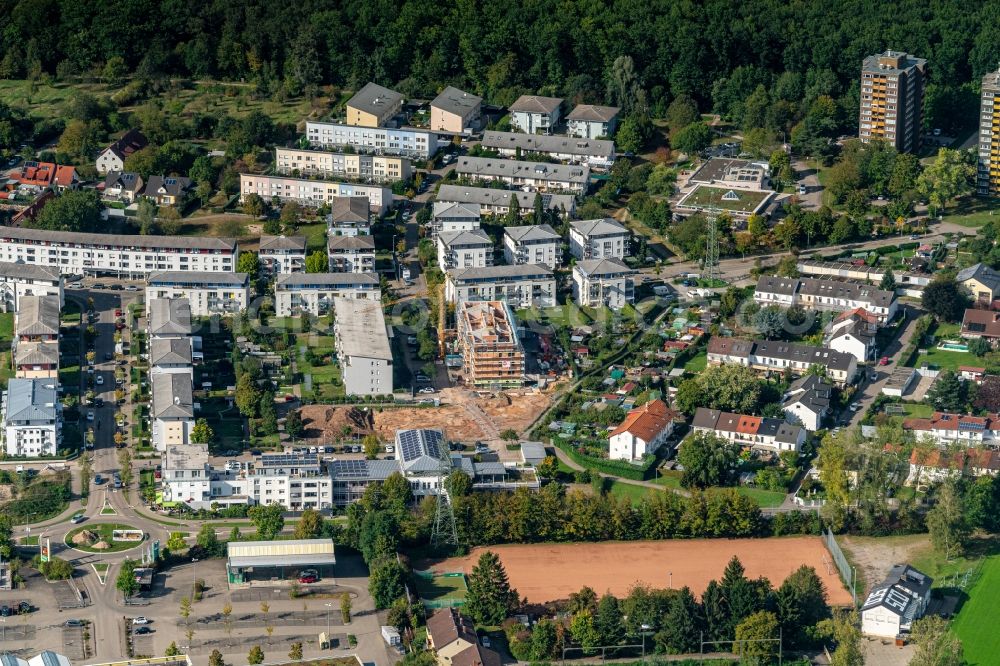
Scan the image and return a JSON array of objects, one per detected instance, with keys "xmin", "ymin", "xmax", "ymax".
[
  {"xmin": 333, "ymin": 298, "xmax": 393, "ymax": 397},
  {"xmin": 445, "ymin": 264, "xmax": 556, "ymax": 309},
  {"xmin": 239, "ymin": 174, "xmax": 393, "ymax": 215},
  {"xmin": 275, "ymin": 147, "xmax": 411, "ymax": 184},
  {"xmin": 146, "ymin": 272, "xmax": 250, "ymax": 317},
  {"xmin": 226, "ymin": 539, "xmax": 336, "ymax": 586},
  {"xmin": 859, "ymin": 51, "xmax": 926, "ymax": 152},
  {"xmin": 346, "ymin": 82, "xmax": 403, "ymax": 128},
  {"xmin": 274, "ymin": 273, "xmax": 381, "ymax": 316},
  {"xmin": 431, "ymin": 86, "xmax": 483, "ymax": 134}
]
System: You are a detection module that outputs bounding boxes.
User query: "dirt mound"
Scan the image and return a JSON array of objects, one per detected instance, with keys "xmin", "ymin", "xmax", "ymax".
[
  {"xmin": 91, "ymin": 541, "xmax": 110, "ymax": 550},
  {"xmin": 299, "ymin": 405, "xmax": 374, "ymax": 442},
  {"xmin": 72, "ymin": 530, "xmax": 96, "ymax": 545}
]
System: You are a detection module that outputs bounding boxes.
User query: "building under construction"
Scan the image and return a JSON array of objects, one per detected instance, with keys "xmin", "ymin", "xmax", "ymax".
[{"xmin": 457, "ymin": 301, "xmax": 525, "ymax": 389}]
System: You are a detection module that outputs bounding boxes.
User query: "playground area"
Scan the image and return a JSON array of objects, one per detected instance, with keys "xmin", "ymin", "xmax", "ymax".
[
  {"xmin": 411, "ymin": 570, "xmax": 468, "ymax": 608},
  {"xmin": 431, "ymin": 537, "xmax": 853, "ymax": 605}
]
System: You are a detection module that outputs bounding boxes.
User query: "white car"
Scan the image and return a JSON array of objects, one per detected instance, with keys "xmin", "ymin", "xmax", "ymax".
[
  {"xmin": 849, "ymin": 402, "xmax": 862, "ymax": 412},
  {"xmin": 419, "ymin": 387, "xmax": 436, "ymax": 394},
  {"xmin": 132, "ymin": 617, "xmax": 150, "ymax": 625},
  {"xmin": 95, "ymin": 375, "xmax": 104, "ymax": 385},
  {"xmin": 86, "ymin": 411, "xmax": 95, "ymax": 421}
]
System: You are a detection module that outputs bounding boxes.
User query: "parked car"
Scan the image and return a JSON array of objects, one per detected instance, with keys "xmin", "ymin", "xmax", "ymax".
[
  {"xmin": 419, "ymin": 387, "xmax": 436, "ymax": 394},
  {"xmin": 849, "ymin": 402, "xmax": 862, "ymax": 412},
  {"xmin": 132, "ymin": 617, "xmax": 150, "ymax": 625},
  {"xmin": 482, "ymin": 636, "xmax": 491, "ymax": 648},
  {"xmin": 17, "ymin": 602, "xmax": 30, "ymax": 614},
  {"xmin": 93, "ymin": 474, "xmax": 103, "ymax": 485},
  {"xmin": 134, "ymin": 626, "xmax": 152, "ymax": 635},
  {"xmin": 879, "ymin": 356, "xmax": 891, "ymax": 366},
  {"xmin": 298, "ymin": 571, "xmax": 318, "ymax": 584},
  {"xmin": 0, "ymin": 606, "xmax": 11, "ymax": 617},
  {"xmin": 86, "ymin": 411, "xmax": 95, "ymax": 421},
  {"xmin": 65, "ymin": 619, "xmax": 82, "ymax": 627},
  {"xmin": 95, "ymin": 375, "xmax": 104, "ymax": 386}
]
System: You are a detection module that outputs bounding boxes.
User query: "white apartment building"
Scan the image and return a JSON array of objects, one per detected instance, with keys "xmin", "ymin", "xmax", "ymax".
[
  {"xmin": 430, "ymin": 202, "xmax": 481, "ymax": 237},
  {"xmin": 509, "ymin": 95, "xmax": 563, "ymax": 134},
  {"xmin": 480, "ymin": 131, "xmax": 615, "ymax": 169},
  {"xmin": 2, "ymin": 378, "xmax": 61, "ymax": 457},
  {"xmin": 435, "ymin": 184, "xmax": 576, "ymax": 218},
  {"xmin": 437, "ymin": 229, "xmax": 494, "ymax": 272},
  {"xmin": 327, "ymin": 196, "xmax": 372, "ymax": 236},
  {"xmin": 0, "ymin": 227, "xmax": 237, "ymax": 278},
  {"xmin": 145, "ymin": 272, "xmax": 250, "ymax": 317},
  {"xmin": 161, "ymin": 444, "xmax": 211, "ymax": 505},
  {"xmin": 572, "ymin": 258, "xmax": 636, "ymax": 310},
  {"xmin": 150, "ymin": 372, "xmax": 194, "ymax": 452},
  {"xmin": 274, "ymin": 273, "xmax": 381, "ymax": 316},
  {"xmin": 0, "ymin": 262, "xmax": 62, "ymax": 312},
  {"xmin": 566, "ymin": 104, "xmax": 621, "ymax": 140},
  {"xmin": 149, "ymin": 337, "xmax": 194, "ymax": 378},
  {"xmin": 608, "ymin": 400, "xmax": 678, "ymax": 461},
  {"xmin": 258, "ymin": 235, "xmax": 307, "ymax": 275},
  {"xmin": 569, "ymin": 218, "xmax": 630, "ymax": 260},
  {"xmin": 445, "ymin": 264, "xmax": 556, "ymax": 309},
  {"xmin": 334, "ymin": 298, "xmax": 393, "ymax": 397},
  {"xmin": 239, "ymin": 174, "xmax": 393, "ymax": 215},
  {"xmin": 274, "ymin": 147, "xmax": 411, "ymax": 183},
  {"xmin": 305, "ymin": 121, "xmax": 439, "ymax": 158},
  {"xmin": 327, "ymin": 235, "xmax": 376, "ymax": 273},
  {"xmin": 454, "ymin": 156, "xmax": 589, "ymax": 194},
  {"xmin": 503, "ymin": 225, "xmax": 561, "ymax": 266}
]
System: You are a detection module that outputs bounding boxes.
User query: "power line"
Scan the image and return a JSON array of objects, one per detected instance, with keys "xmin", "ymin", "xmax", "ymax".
[
  {"xmin": 431, "ymin": 442, "xmax": 459, "ymax": 549},
  {"xmin": 703, "ymin": 215, "xmax": 719, "ymax": 284}
]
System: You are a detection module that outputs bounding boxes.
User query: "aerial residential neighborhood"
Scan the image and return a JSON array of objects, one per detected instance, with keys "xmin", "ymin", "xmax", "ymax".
[{"xmin": 0, "ymin": 3, "xmax": 997, "ymax": 666}]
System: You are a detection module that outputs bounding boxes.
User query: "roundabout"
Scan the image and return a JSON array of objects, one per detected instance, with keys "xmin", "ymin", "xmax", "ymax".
[{"xmin": 65, "ymin": 522, "xmax": 146, "ymax": 554}]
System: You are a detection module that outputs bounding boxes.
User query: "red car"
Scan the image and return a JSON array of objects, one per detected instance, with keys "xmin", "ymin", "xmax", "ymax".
[
  {"xmin": 879, "ymin": 356, "xmax": 891, "ymax": 366},
  {"xmin": 298, "ymin": 573, "xmax": 318, "ymax": 584}
]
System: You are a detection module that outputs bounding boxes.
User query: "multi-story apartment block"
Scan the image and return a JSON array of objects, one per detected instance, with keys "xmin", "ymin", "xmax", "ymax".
[
  {"xmin": 503, "ymin": 224, "xmax": 561, "ymax": 266},
  {"xmin": 345, "ymin": 82, "xmax": 404, "ymax": 128},
  {"xmin": 692, "ymin": 407, "xmax": 806, "ymax": 453},
  {"xmin": 566, "ymin": 104, "xmax": 621, "ymax": 139},
  {"xmin": 333, "ymin": 298, "xmax": 393, "ymax": 397},
  {"xmin": 274, "ymin": 273, "xmax": 381, "ymax": 316},
  {"xmin": 480, "ymin": 131, "xmax": 615, "ymax": 169},
  {"xmin": 458, "ymin": 301, "xmax": 524, "ymax": 389},
  {"xmin": 327, "ymin": 196, "xmax": 372, "ymax": 236},
  {"xmin": 509, "ymin": 95, "xmax": 563, "ymax": 134},
  {"xmin": 151, "ymin": 372, "xmax": 194, "ymax": 452},
  {"xmin": 327, "ymin": 235, "xmax": 376, "ymax": 273},
  {"xmin": 436, "ymin": 229, "xmax": 493, "ymax": 272},
  {"xmin": 572, "ymin": 258, "xmax": 636, "ymax": 310},
  {"xmin": 0, "ymin": 263, "xmax": 62, "ymax": 313},
  {"xmin": 569, "ymin": 218, "xmax": 630, "ymax": 260},
  {"xmin": 707, "ymin": 337, "xmax": 858, "ymax": 385},
  {"xmin": 13, "ymin": 295, "xmax": 60, "ymax": 379},
  {"xmin": 430, "ymin": 86, "xmax": 482, "ymax": 134},
  {"xmin": 454, "ymin": 156, "xmax": 589, "ymax": 194},
  {"xmin": 149, "ymin": 337, "xmax": 194, "ymax": 378},
  {"xmin": 753, "ymin": 275, "xmax": 898, "ymax": 323},
  {"xmin": 306, "ymin": 121, "xmax": 439, "ymax": 158},
  {"xmin": 435, "ymin": 184, "xmax": 576, "ymax": 218},
  {"xmin": 239, "ymin": 174, "xmax": 392, "ymax": 215},
  {"xmin": 161, "ymin": 444, "xmax": 211, "ymax": 505},
  {"xmin": 445, "ymin": 264, "xmax": 556, "ymax": 309},
  {"xmin": 2, "ymin": 378, "xmax": 61, "ymax": 457},
  {"xmin": 145, "ymin": 272, "xmax": 250, "ymax": 317},
  {"xmin": 859, "ymin": 50, "xmax": 926, "ymax": 152},
  {"xmin": 258, "ymin": 235, "xmax": 306, "ymax": 275},
  {"xmin": 430, "ymin": 202, "xmax": 481, "ymax": 237},
  {"xmin": 275, "ymin": 147, "xmax": 411, "ymax": 184},
  {"xmin": 0, "ymin": 227, "xmax": 237, "ymax": 278},
  {"xmin": 979, "ymin": 69, "xmax": 1000, "ymax": 195}
]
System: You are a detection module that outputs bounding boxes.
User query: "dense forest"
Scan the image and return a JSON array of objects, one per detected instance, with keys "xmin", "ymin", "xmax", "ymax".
[{"xmin": 0, "ymin": 0, "xmax": 995, "ymax": 134}]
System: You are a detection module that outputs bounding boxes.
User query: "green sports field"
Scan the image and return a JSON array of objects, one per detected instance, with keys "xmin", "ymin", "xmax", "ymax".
[{"xmin": 951, "ymin": 555, "xmax": 1000, "ymax": 664}]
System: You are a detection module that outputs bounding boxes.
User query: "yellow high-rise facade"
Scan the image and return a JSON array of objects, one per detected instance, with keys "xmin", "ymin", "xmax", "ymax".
[{"xmin": 859, "ymin": 51, "xmax": 926, "ymax": 153}]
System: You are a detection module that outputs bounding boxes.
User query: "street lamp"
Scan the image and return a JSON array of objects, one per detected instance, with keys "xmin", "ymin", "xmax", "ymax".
[
  {"xmin": 324, "ymin": 602, "xmax": 333, "ymax": 639},
  {"xmin": 191, "ymin": 558, "xmax": 199, "ymax": 599}
]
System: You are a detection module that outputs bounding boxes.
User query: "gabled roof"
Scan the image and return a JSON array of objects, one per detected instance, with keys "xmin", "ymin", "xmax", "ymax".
[
  {"xmin": 798, "ymin": 278, "xmax": 895, "ymax": 309},
  {"xmin": 104, "ymin": 171, "xmax": 143, "ymax": 193},
  {"xmin": 327, "ymin": 235, "xmax": 376, "ymax": 251},
  {"xmin": 505, "ymin": 224, "xmax": 560, "ymax": 243},
  {"xmin": 149, "ymin": 337, "xmax": 193, "ymax": 367},
  {"xmin": 783, "ymin": 375, "xmax": 832, "ymax": 414},
  {"xmin": 904, "ymin": 411, "xmax": 1000, "ymax": 433},
  {"xmin": 567, "ymin": 104, "xmax": 621, "ymax": 123},
  {"xmin": 455, "ymin": 156, "xmax": 589, "ymax": 184},
  {"xmin": 147, "ymin": 271, "xmax": 249, "ymax": 287},
  {"xmin": 610, "ymin": 400, "xmax": 678, "ymax": 441},
  {"xmin": 395, "ymin": 429, "xmax": 445, "ymax": 472},
  {"xmin": 14, "ymin": 340, "xmax": 59, "ymax": 366},
  {"xmin": 961, "ymin": 308, "xmax": 1000, "ymax": 338},
  {"xmin": 480, "ymin": 131, "xmax": 615, "ymax": 158},
  {"xmin": 956, "ymin": 262, "xmax": 1000, "ymax": 290},
  {"xmin": 431, "ymin": 86, "xmax": 482, "ymax": 116},
  {"xmin": 427, "ymin": 607, "xmax": 477, "ymax": 650},
  {"xmin": 148, "ymin": 298, "xmax": 193, "ymax": 337},
  {"xmin": 510, "ymin": 94, "xmax": 563, "ymax": 114},
  {"xmin": 0, "ymin": 262, "xmax": 60, "ymax": 283},
  {"xmin": 436, "ymin": 184, "xmax": 576, "ymax": 213},
  {"xmin": 755, "ymin": 275, "xmax": 799, "ymax": 296},
  {"xmin": 570, "ymin": 217, "xmax": 628, "ymax": 237},
  {"xmin": 432, "ymin": 201, "xmax": 481, "ymax": 220},
  {"xmin": 102, "ymin": 129, "xmax": 148, "ymax": 161},
  {"xmin": 706, "ymin": 336, "xmax": 754, "ymax": 358},
  {"xmin": 145, "ymin": 175, "xmax": 192, "ymax": 197},
  {"xmin": 15, "ymin": 295, "xmax": 60, "ymax": 337},
  {"xmin": 861, "ymin": 564, "xmax": 931, "ymax": 619}
]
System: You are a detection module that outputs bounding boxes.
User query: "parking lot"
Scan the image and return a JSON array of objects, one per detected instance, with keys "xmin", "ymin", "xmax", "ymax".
[{"xmin": 61, "ymin": 622, "xmax": 91, "ymax": 661}]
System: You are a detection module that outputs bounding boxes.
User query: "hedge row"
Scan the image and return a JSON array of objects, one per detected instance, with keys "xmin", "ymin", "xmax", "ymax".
[{"xmin": 552, "ymin": 438, "xmax": 655, "ymax": 481}]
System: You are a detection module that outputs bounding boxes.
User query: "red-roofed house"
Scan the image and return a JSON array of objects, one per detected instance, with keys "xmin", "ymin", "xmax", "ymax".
[
  {"xmin": 958, "ymin": 366, "xmax": 986, "ymax": 383},
  {"xmin": 903, "ymin": 411, "xmax": 1000, "ymax": 446},
  {"xmin": 13, "ymin": 162, "xmax": 78, "ymax": 191},
  {"xmin": 907, "ymin": 447, "xmax": 1000, "ymax": 485},
  {"xmin": 609, "ymin": 399, "xmax": 680, "ymax": 461}
]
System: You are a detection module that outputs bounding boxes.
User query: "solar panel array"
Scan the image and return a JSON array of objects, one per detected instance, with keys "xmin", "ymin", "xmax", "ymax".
[
  {"xmin": 397, "ymin": 429, "xmax": 443, "ymax": 462},
  {"xmin": 259, "ymin": 453, "xmax": 319, "ymax": 467},
  {"xmin": 331, "ymin": 459, "xmax": 370, "ymax": 479}
]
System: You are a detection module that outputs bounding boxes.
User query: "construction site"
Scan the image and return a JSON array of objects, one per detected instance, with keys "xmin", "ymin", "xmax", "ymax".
[{"xmin": 456, "ymin": 300, "xmax": 525, "ymax": 389}]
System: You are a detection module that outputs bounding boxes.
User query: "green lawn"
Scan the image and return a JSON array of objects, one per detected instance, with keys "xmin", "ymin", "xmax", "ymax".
[
  {"xmin": 299, "ymin": 222, "xmax": 329, "ymax": 252},
  {"xmin": 906, "ymin": 347, "xmax": 975, "ymax": 371},
  {"xmin": 941, "ymin": 197, "xmax": 1000, "ymax": 229},
  {"xmin": 736, "ymin": 487, "xmax": 786, "ymax": 508},
  {"xmin": 901, "ymin": 403, "xmax": 935, "ymax": 418},
  {"xmin": 683, "ymin": 351, "xmax": 707, "ymax": 373},
  {"xmin": 66, "ymin": 522, "xmax": 144, "ymax": 552},
  {"xmin": 678, "ymin": 184, "xmax": 770, "ymax": 214},
  {"xmin": 608, "ymin": 480, "xmax": 664, "ymax": 503},
  {"xmin": 0, "ymin": 312, "xmax": 13, "ymax": 345},
  {"xmin": 950, "ymin": 553, "xmax": 1000, "ymax": 665}
]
